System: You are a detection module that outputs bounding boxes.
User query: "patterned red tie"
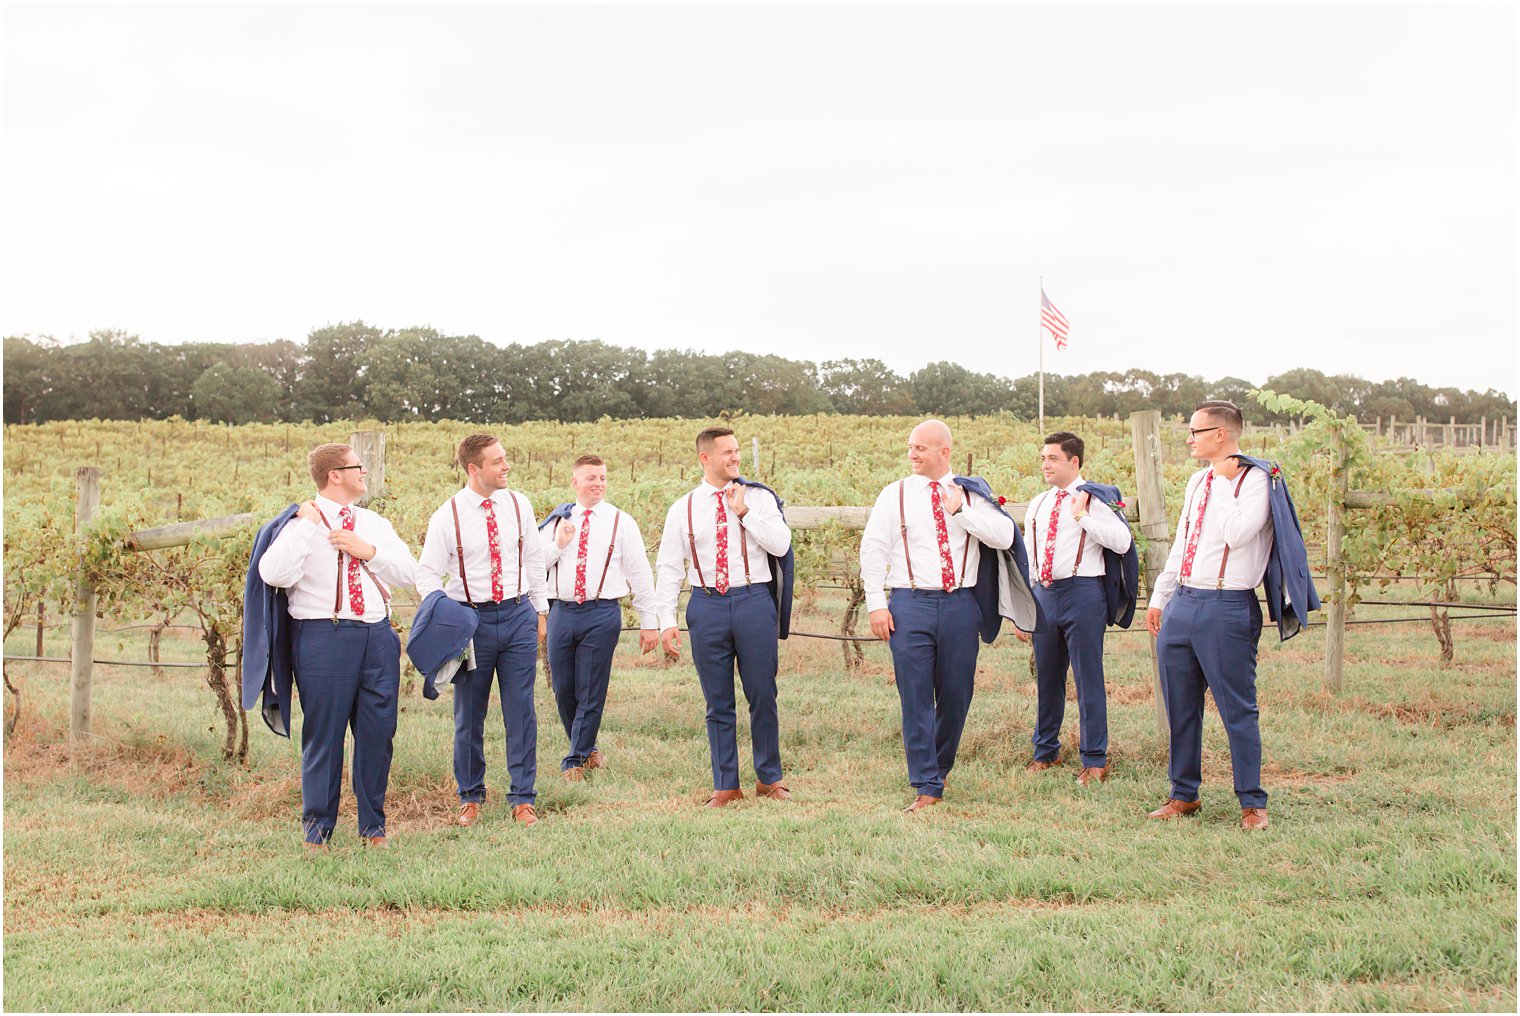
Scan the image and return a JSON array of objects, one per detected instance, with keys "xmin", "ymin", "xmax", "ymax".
[
  {"xmin": 713, "ymin": 491, "xmax": 730, "ymax": 595},
  {"xmin": 340, "ymin": 506, "xmax": 364, "ymax": 615},
  {"xmin": 574, "ymin": 509, "xmax": 592, "ymax": 603},
  {"xmin": 1039, "ymin": 489, "xmax": 1069, "ymax": 587},
  {"xmin": 482, "ymin": 499, "xmax": 505, "ymax": 602},
  {"xmin": 928, "ymin": 481, "xmax": 956, "ymax": 592},
  {"xmin": 1179, "ymin": 471, "xmax": 1213, "ymax": 584}
]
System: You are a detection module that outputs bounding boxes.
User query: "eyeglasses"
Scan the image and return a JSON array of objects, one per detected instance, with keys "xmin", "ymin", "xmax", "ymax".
[
  {"xmin": 1187, "ymin": 426, "xmax": 1222, "ymax": 437},
  {"xmin": 333, "ymin": 464, "xmax": 366, "ymax": 472}
]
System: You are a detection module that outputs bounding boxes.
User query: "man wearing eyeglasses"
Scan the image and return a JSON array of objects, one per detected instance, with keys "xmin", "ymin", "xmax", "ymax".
[
  {"xmin": 1145, "ymin": 401, "xmax": 1278, "ymax": 831},
  {"xmin": 257, "ymin": 443, "xmax": 418, "ymax": 850},
  {"xmin": 417, "ymin": 434, "xmax": 549, "ymax": 827}
]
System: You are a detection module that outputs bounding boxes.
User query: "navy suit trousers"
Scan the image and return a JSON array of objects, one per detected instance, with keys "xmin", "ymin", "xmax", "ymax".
[
  {"xmin": 452, "ymin": 598, "xmax": 538, "ymax": 805},
  {"xmin": 546, "ymin": 598, "xmax": 622, "ymax": 770},
  {"xmin": 1158, "ymin": 586, "xmax": 1268, "ymax": 809},
  {"xmin": 686, "ymin": 583, "xmax": 782, "ymax": 790},
  {"xmin": 292, "ymin": 618, "xmax": 400, "ymax": 843},
  {"xmin": 887, "ymin": 588, "xmax": 981, "ymax": 799},
  {"xmin": 1031, "ymin": 577, "xmax": 1110, "ymax": 767}
]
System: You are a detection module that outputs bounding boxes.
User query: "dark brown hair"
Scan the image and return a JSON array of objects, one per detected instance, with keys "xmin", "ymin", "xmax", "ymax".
[
  {"xmin": 456, "ymin": 433, "xmax": 501, "ymax": 471},
  {"xmin": 1196, "ymin": 400, "xmax": 1244, "ymax": 434},
  {"xmin": 1042, "ymin": 432, "xmax": 1084, "ymax": 469},
  {"xmin": 695, "ymin": 426, "xmax": 735, "ymax": 452}
]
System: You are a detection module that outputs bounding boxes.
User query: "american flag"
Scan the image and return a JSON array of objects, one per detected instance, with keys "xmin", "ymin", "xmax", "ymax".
[{"xmin": 1040, "ymin": 289, "xmax": 1069, "ymax": 350}]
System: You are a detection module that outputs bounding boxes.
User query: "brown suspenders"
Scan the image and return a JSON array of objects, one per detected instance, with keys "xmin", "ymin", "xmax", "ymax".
[
  {"xmin": 685, "ymin": 489, "xmax": 754, "ymax": 594},
  {"xmin": 897, "ymin": 480, "xmax": 971, "ymax": 590},
  {"xmin": 1180, "ymin": 466, "xmax": 1254, "ymax": 589},
  {"xmin": 314, "ymin": 507, "xmax": 392, "ymax": 621},
  {"xmin": 451, "ymin": 492, "xmax": 526, "ymax": 605},
  {"xmin": 449, "ymin": 497, "xmax": 473, "ymax": 606},
  {"xmin": 1033, "ymin": 488, "xmax": 1090, "ymax": 581},
  {"xmin": 548, "ymin": 509, "xmax": 624, "ymax": 601}
]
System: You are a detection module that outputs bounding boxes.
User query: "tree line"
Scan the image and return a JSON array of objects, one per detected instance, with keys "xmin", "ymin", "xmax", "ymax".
[{"xmin": 5, "ymin": 323, "xmax": 1514, "ymax": 427}]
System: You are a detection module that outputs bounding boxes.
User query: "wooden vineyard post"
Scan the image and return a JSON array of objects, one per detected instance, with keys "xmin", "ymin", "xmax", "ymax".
[
  {"xmin": 1129, "ymin": 411, "xmax": 1171, "ymax": 737},
  {"xmin": 752, "ymin": 437, "xmax": 760, "ymax": 475},
  {"xmin": 349, "ymin": 430, "xmax": 386, "ymax": 504},
  {"xmin": 1323, "ymin": 427, "xmax": 1350, "ymax": 693},
  {"xmin": 71, "ymin": 467, "xmax": 100, "ymax": 741}
]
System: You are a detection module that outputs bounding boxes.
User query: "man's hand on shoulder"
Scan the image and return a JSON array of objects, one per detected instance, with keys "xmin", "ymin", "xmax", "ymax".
[
  {"xmin": 295, "ymin": 501, "xmax": 322, "ymax": 525},
  {"xmin": 941, "ymin": 482, "xmax": 965, "ymax": 516}
]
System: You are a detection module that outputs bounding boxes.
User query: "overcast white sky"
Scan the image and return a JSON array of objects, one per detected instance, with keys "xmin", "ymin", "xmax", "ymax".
[{"xmin": 3, "ymin": 3, "xmax": 1516, "ymax": 395}]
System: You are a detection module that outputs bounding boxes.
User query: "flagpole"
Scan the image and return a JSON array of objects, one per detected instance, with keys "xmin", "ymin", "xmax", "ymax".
[{"xmin": 1038, "ymin": 275, "xmax": 1045, "ymax": 434}]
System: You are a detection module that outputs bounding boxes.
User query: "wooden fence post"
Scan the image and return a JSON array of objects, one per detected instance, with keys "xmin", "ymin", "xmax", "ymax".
[
  {"xmin": 349, "ymin": 430, "xmax": 386, "ymax": 504},
  {"xmin": 752, "ymin": 436, "xmax": 760, "ymax": 475},
  {"xmin": 71, "ymin": 467, "xmax": 100, "ymax": 741},
  {"xmin": 1323, "ymin": 428, "xmax": 1350, "ymax": 693},
  {"xmin": 1129, "ymin": 411, "xmax": 1171, "ymax": 737}
]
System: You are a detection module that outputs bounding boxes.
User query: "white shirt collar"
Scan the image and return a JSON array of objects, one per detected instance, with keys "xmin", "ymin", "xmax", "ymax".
[
  {"xmin": 460, "ymin": 485, "xmax": 507, "ymax": 507},
  {"xmin": 911, "ymin": 470, "xmax": 955, "ymax": 489},
  {"xmin": 697, "ymin": 479, "xmax": 733, "ymax": 497},
  {"xmin": 314, "ymin": 493, "xmax": 354, "ymax": 521}
]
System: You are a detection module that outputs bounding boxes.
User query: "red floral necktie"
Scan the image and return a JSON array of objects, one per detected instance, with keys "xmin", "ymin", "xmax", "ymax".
[
  {"xmin": 482, "ymin": 499, "xmax": 505, "ymax": 602},
  {"xmin": 574, "ymin": 509, "xmax": 593, "ymax": 603},
  {"xmin": 1179, "ymin": 471, "xmax": 1213, "ymax": 583},
  {"xmin": 1039, "ymin": 489, "xmax": 1069, "ymax": 587},
  {"xmin": 340, "ymin": 506, "xmax": 364, "ymax": 615},
  {"xmin": 713, "ymin": 491, "xmax": 730, "ymax": 595},
  {"xmin": 928, "ymin": 481, "xmax": 956, "ymax": 592}
]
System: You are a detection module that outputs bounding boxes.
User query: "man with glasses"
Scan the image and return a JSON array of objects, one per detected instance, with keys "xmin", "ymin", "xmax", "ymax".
[
  {"xmin": 1145, "ymin": 400, "xmax": 1316, "ymax": 831},
  {"xmin": 257, "ymin": 443, "xmax": 417, "ymax": 850},
  {"xmin": 417, "ymin": 434, "xmax": 549, "ymax": 827}
]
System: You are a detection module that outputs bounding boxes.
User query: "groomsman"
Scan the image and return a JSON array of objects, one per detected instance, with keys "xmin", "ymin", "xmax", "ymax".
[
  {"xmin": 256, "ymin": 443, "xmax": 417, "ymax": 850},
  {"xmin": 417, "ymin": 434, "xmax": 549, "ymax": 827},
  {"xmin": 859, "ymin": 420, "xmax": 1016, "ymax": 813},
  {"xmin": 539, "ymin": 455, "xmax": 660, "ymax": 781},
  {"xmin": 1145, "ymin": 400, "xmax": 1318, "ymax": 831},
  {"xmin": 1021, "ymin": 432, "xmax": 1133, "ymax": 785},
  {"xmin": 654, "ymin": 427, "xmax": 794, "ymax": 807}
]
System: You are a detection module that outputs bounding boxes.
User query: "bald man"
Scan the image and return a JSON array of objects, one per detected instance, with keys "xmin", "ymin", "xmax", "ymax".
[{"xmin": 859, "ymin": 420, "xmax": 1016, "ymax": 812}]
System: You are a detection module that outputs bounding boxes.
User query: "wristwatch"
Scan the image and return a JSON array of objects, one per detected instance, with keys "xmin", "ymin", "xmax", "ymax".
[{"xmin": 1073, "ymin": 509, "xmax": 1088, "ymax": 521}]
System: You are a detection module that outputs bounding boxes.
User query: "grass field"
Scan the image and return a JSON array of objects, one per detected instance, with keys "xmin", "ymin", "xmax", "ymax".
[{"xmin": 3, "ymin": 587, "xmax": 1515, "ymax": 1012}]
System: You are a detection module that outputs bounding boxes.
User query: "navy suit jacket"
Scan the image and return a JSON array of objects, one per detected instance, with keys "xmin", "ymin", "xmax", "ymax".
[
  {"xmin": 407, "ymin": 590, "xmax": 480, "ymax": 700},
  {"xmin": 955, "ymin": 475, "xmax": 1043, "ymax": 642},
  {"xmin": 1232, "ymin": 454, "xmax": 1321, "ymax": 641},
  {"xmin": 240, "ymin": 505, "xmax": 301, "ymax": 738},
  {"xmin": 734, "ymin": 477, "xmax": 796, "ymax": 639},
  {"xmin": 1074, "ymin": 482, "xmax": 1141, "ymax": 629}
]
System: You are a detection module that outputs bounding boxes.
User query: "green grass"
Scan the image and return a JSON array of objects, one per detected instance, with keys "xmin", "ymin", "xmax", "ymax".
[{"xmin": 3, "ymin": 598, "xmax": 1515, "ymax": 1011}]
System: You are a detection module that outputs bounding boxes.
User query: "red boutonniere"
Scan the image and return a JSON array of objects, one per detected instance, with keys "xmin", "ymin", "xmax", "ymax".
[
  {"xmin": 1270, "ymin": 466, "xmax": 1281, "ymax": 477},
  {"xmin": 1114, "ymin": 500, "xmax": 1127, "ymax": 509},
  {"xmin": 997, "ymin": 496, "xmax": 1007, "ymax": 505}
]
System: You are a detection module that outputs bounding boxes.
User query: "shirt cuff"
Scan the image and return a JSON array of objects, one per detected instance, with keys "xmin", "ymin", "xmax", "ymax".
[
  {"xmin": 865, "ymin": 590, "xmax": 889, "ymax": 613},
  {"xmin": 637, "ymin": 612, "xmax": 657, "ymax": 631},
  {"xmin": 658, "ymin": 611, "xmax": 678, "ymax": 632}
]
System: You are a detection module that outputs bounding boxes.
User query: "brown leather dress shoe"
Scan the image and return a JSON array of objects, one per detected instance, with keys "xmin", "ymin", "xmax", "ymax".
[
  {"xmin": 755, "ymin": 781, "xmax": 792, "ymax": 800},
  {"xmin": 1026, "ymin": 759, "xmax": 1058, "ymax": 773},
  {"xmin": 458, "ymin": 802, "xmax": 482, "ymax": 827},
  {"xmin": 705, "ymin": 789, "xmax": 745, "ymax": 808},
  {"xmin": 364, "ymin": 836, "xmax": 389, "ymax": 849},
  {"xmin": 1077, "ymin": 766, "xmax": 1108, "ymax": 787},
  {"xmin": 1147, "ymin": 798, "xmax": 1202, "ymax": 820},
  {"xmin": 903, "ymin": 794, "xmax": 942, "ymax": 814},
  {"xmin": 1241, "ymin": 807, "xmax": 1270, "ymax": 831},
  {"xmin": 562, "ymin": 766, "xmax": 585, "ymax": 782},
  {"xmin": 585, "ymin": 750, "xmax": 605, "ymax": 770},
  {"xmin": 512, "ymin": 803, "xmax": 538, "ymax": 826}
]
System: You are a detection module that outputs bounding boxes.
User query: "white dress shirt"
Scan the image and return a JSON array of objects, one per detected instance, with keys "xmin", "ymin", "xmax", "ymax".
[
  {"xmin": 417, "ymin": 486, "xmax": 549, "ymax": 613},
  {"xmin": 1151, "ymin": 465, "xmax": 1275, "ymax": 611},
  {"xmin": 257, "ymin": 493, "xmax": 418, "ymax": 623},
  {"xmin": 859, "ymin": 472, "xmax": 1016, "ymax": 614},
  {"xmin": 1022, "ymin": 475, "xmax": 1134, "ymax": 585},
  {"xmin": 542, "ymin": 499, "xmax": 657, "ymax": 628},
  {"xmin": 653, "ymin": 481, "xmax": 792, "ymax": 632}
]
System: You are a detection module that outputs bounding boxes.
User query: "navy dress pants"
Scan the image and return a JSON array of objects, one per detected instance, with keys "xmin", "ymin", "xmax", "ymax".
[
  {"xmin": 1030, "ymin": 576, "xmax": 1110, "ymax": 767},
  {"xmin": 887, "ymin": 588, "xmax": 981, "ymax": 799},
  {"xmin": 452, "ymin": 598, "xmax": 539, "ymax": 806},
  {"xmin": 1157, "ymin": 586, "xmax": 1268, "ymax": 809},
  {"xmin": 292, "ymin": 618, "xmax": 400, "ymax": 844},
  {"xmin": 685, "ymin": 583, "xmax": 782, "ymax": 791},
  {"xmin": 546, "ymin": 598, "xmax": 622, "ymax": 770}
]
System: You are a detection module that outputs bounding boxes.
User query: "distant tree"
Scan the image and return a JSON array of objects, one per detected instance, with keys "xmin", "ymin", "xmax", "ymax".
[
  {"xmin": 2, "ymin": 336, "xmax": 56, "ymax": 424},
  {"xmin": 909, "ymin": 361, "xmax": 1014, "ymax": 417},
  {"xmin": 300, "ymin": 321, "xmax": 383, "ymax": 422},
  {"xmin": 818, "ymin": 359, "xmax": 914, "ymax": 415},
  {"xmin": 190, "ymin": 363, "xmax": 281, "ymax": 423}
]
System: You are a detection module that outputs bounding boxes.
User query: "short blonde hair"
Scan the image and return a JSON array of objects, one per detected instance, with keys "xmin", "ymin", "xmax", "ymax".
[{"xmin": 308, "ymin": 443, "xmax": 353, "ymax": 487}]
